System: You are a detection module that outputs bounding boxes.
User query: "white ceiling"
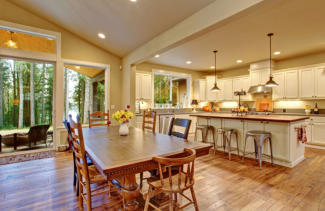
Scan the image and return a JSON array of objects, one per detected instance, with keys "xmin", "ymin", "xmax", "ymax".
[
  {"xmin": 148, "ymin": 0, "xmax": 325, "ymax": 71},
  {"xmin": 10, "ymin": 0, "xmax": 215, "ymax": 57}
]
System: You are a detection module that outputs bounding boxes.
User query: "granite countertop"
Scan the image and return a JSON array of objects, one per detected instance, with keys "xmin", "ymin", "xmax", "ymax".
[{"xmin": 190, "ymin": 113, "xmax": 310, "ymax": 122}]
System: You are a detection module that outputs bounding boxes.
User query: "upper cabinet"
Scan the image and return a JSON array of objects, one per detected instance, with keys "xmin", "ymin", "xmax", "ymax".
[
  {"xmin": 233, "ymin": 76, "xmax": 251, "ymax": 101},
  {"xmin": 299, "ymin": 67, "xmax": 325, "ymax": 99},
  {"xmin": 222, "ymin": 78, "xmax": 233, "ymax": 101},
  {"xmin": 193, "ymin": 79, "xmax": 206, "ymax": 101},
  {"xmin": 136, "ymin": 73, "xmax": 152, "ymax": 100},
  {"xmin": 206, "ymin": 76, "xmax": 217, "ymax": 101},
  {"xmin": 273, "ymin": 70, "xmax": 299, "ymax": 99},
  {"xmin": 250, "ymin": 69, "xmax": 269, "ymax": 86}
]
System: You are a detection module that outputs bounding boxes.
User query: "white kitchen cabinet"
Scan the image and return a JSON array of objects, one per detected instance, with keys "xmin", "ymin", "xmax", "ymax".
[
  {"xmin": 272, "ymin": 72, "xmax": 285, "ymax": 99},
  {"xmin": 285, "ymin": 70, "xmax": 299, "ymax": 99},
  {"xmin": 232, "ymin": 76, "xmax": 251, "ymax": 101},
  {"xmin": 206, "ymin": 76, "xmax": 217, "ymax": 101},
  {"xmin": 250, "ymin": 69, "xmax": 269, "ymax": 86},
  {"xmin": 315, "ymin": 67, "xmax": 325, "ymax": 98},
  {"xmin": 299, "ymin": 68, "xmax": 315, "ymax": 98},
  {"xmin": 136, "ymin": 73, "xmax": 152, "ymax": 100},
  {"xmin": 193, "ymin": 79, "xmax": 206, "ymax": 101},
  {"xmin": 311, "ymin": 122, "xmax": 325, "ymax": 145},
  {"xmin": 223, "ymin": 79, "xmax": 233, "ymax": 101},
  {"xmin": 216, "ymin": 80, "xmax": 224, "ymax": 101}
]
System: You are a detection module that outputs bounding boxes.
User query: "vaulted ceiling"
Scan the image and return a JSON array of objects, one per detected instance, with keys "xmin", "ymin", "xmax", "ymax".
[
  {"xmin": 10, "ymin": 0, "xmax": 215, "ymax": 57},
  {"xmin": 148, "ymin": 0, "xmax": 325, "ymax": 70}
]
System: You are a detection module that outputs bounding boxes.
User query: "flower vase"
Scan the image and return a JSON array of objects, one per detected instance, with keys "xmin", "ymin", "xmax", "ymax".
[{"xmin": 119, "ymin": 123, "xmax": 129, "ymax": 136}]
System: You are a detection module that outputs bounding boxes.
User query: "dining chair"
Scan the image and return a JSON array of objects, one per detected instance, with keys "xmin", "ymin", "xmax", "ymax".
[
  {"xmin": 63, "ymin": 119, "xmax": 94, "ymax": 197},
  {"xmin": 142, "ymin": 111, "xmax": 157, "ymax": 133},
  {"xmin": 69, "ymin": 115, "xmax": 122, "ymax": 210},
  {"xmin": 88, "ymin": 110, "xmax": 111, "ymax": 128},
  {"xmin": 144, "ymin": 148, "xmax": 199, "ymax": 211},
  {"xmin": 168, "ymin": 118, "xmax": 192, "ymax": 140}
]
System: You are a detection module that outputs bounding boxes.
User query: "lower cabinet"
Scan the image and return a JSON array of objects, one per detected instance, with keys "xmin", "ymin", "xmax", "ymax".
[{"xmin": 307, "ymin": 117, "xmax": 325, "ymax": 146}]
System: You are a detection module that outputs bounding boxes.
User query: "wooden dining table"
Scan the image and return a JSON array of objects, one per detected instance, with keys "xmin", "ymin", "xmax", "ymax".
[{"xmin": 82, "ymin": 126, "xmax": 212, "ymax": 210}]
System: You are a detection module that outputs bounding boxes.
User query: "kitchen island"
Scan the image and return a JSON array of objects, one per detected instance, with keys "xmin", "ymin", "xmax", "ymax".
[{"xmin": 191, "ymin": 113, "xmax": 309, "ymax": 167}]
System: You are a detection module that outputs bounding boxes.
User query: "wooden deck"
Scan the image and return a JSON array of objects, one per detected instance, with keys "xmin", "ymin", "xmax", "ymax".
[{"xmin": 0, "ymin": 148, "xmax": 324, "ymax": 210}]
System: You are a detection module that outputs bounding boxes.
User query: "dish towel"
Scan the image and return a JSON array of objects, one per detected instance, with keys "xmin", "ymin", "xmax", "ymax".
[{"xmin": 297, "ymin": 126, "xmax": 307, "ymax": 143}]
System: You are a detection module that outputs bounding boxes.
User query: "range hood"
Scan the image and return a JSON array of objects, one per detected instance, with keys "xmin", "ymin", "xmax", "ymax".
[{"xmin": 247, "ymin": 84, "xmax": 272, "ymax": 94}]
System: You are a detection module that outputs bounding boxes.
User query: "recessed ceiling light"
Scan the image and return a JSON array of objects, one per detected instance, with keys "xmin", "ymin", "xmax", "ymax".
[
  {"xmin": 274, "ymin": 51, "xmax": 281, "ymax": 55},
  {"xmin": 76, "ymin": 66, "xmax": 80, "ymax": 69},
  {"xmin": 97, "ymin": 33, "xmax": 106, "ymax": 39},
  {"xmin": 154, "ymin": 54, "xmax": 160, "ymax": 58},
  {"xmin": 236, "ymin": 60, "xmax": 243, "ymax": 63},
  {"xmin": 186, "ymin": 61, "xmax": 192, "ymax": 64},
  {"xmin": 210, "ymin": 66, "xmax": 215, "ymax": 69},
  {"xmin": 130, "ymin": 0, "xmax": 137, "ymax": 2}
]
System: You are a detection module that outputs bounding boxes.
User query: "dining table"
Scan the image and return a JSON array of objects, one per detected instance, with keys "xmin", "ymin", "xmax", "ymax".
[{"xmin": 82, "ymin": 125, "xmax": 212, "ymax": 210}]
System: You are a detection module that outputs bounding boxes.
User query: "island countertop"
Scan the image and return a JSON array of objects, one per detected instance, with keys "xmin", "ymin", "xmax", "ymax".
[{"xmin": 190, "ymin": 113, "xmax": 309, "ymax": 122}]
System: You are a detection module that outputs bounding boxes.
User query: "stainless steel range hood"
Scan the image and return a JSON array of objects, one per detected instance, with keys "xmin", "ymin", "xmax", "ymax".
[{"xmin": 247, "ymin": 84, "xmax": 272, "ymax": 94}]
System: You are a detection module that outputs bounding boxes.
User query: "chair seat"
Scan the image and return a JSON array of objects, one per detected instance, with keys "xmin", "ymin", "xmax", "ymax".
[
  {"xmin": 88, "ymin": 165, "xmax": 107, "ymax": 184},
  {"xmin": 148, "ymin": 172, "xmax": 193, "ymax": 192}
]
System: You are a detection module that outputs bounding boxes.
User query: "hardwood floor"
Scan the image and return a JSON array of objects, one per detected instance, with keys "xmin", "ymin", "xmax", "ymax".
[{"xmin": 0, "ymin": 148, "xmax": 324, "ymax": 211}]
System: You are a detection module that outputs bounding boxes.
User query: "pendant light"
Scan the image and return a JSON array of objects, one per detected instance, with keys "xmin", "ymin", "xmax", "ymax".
[
  {"xmin": 4, "ymin": 31, "xmax": 18, "ymax": 49},
  {"xmin": 210, "ymin": 50, "xmax": 220, "ymax": 92},
  {"xmin": 265, "ymin": 33, "xmax": 278, "ymax": 87}
]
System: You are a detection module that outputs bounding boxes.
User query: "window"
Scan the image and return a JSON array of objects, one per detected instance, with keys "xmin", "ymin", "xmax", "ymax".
[
  {"xmin": 64, "ymin": 65, "xmax": 105, "ymax": 124},
  {"xmin": 154, "ymin": 72, "xmax": 190, "ymax": 108},
  {"xmin": 0, "ymin": 58, "xmax": 54, "ymax": 130}
]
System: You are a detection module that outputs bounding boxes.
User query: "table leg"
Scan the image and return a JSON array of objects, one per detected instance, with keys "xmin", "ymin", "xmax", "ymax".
[{"xmin": 121, "ymin": 174, "xmax": 140, "ymax": 211}]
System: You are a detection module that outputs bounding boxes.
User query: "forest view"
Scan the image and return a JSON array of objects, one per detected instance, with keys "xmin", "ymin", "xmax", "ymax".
[{"xmin": 0, "ymin": 58, "xmax": 53, "ymax": 130}]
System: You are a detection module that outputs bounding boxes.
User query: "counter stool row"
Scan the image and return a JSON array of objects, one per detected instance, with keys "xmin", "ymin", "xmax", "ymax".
[{"xmin": 194, "ymin": 123, "xmax": 274, "ymax": 168}]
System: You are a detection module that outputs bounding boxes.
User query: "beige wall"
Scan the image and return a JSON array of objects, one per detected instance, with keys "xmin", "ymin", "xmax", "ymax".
[{"xmin": 0, "ymin": 0, "xmax": 122, "ymax": 111}]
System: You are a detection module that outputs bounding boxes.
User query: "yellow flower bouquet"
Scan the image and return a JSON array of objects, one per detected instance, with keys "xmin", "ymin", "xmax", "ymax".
[{"xmin": 112, "ymin": 105, "xmax": 134, "ymax": 124}]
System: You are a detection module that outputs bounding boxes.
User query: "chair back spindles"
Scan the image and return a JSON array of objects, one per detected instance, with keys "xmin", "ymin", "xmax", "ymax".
[
  {"xmin": 142, "ymin": 111, "xmax": 157, "ymax": 133},
  {"xmin": 153, "ymin": 148, "xmax": 196, "ymax": 191},
  {"xmin": 88, "ymin": 110, "xmax": 111, "ymax": 128}
]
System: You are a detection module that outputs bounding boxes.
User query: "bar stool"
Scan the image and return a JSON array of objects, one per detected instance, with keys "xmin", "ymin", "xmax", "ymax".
[
  {"xmin": 242, "ymin": 130, "xmax": 274, "ymax": 168},
  {"xmin": 222, "ymin": 128, "xmax": 240, "ymax": 160},
  {"xmin": 194, "ymin": 119, "xmax": 217, "ymax": 153}
]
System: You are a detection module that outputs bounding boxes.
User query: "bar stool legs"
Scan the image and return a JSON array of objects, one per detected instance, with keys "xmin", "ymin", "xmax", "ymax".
[
  {"xmin": 242, "ymin": 131, "xmax": 274, "ymax": 168},
  {"xmin": 223, "ymin": 129, "xmax": 239, "ymax": 161}
]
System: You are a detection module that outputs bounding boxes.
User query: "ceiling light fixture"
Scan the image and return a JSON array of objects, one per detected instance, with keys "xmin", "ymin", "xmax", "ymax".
[
  {"xmin": 265, "ymin": 33, "xmax": 278, "ymax": 87},
  {"xmin": 236, "ymin": 59, "xmax": 243, "ymax": 63},
  {"xmin": 210, "ymin": 66, "xmax": 215, "ymax": 69},
  {"xmin": 130, "ymin": 0, "xmax": 137, "ymax": 2},
  {"xmin": 274, "ymin": 51, "xmax": 281, "ymax": 55},
  {"xmin": 210, "ymin": 50, "xmax": 220, "ymax": 92},
  {"xmin": 186, "ymin": 61, "xmax": 192, "ymax": 64},
  {"xmin": 76, "ymin": 66, "xmax": 80, "ymax": 69},
  {"xmin": 5, "ymin": 31, "xmax": 18, "ymax": 48},
  {"xmin": 154, "ymin": 54, "xmax": 160, "ymax": 58},
  {"xmin": 97, "ymin": 33, "xmax": 106, "ymax": 39}
]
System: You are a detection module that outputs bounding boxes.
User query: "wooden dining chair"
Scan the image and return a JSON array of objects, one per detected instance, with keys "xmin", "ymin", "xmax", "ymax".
[
  {"xmin": 69, "ymin": 115, "xmax": 122, "ymax": 210},
  {"xmin": 88, "ymin": 110, "xmax": 111, "ymax": 128},
  {"xmin": 144, "ymin": 148, "xmax": 199, "ymax": 211},
  {"xmin": 142, "ymin": 111, "xmax": 157, "ymax": 133},
  {"xmin": 168, "ymin": 118, "xmax": 192, "ymax": 140}
]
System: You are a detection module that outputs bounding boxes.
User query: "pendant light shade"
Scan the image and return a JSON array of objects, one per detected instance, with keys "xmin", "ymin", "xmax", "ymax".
[
  {"xmin": 4, "ymin": 31, "xmax": 18, "ymax": 49},
  {"xmin": 210, "ymin": 50, "xmax": 220, "ymax": 92},
  {"xmin": 265, "ymin": 33, "xmax": 278, "ymax": 87}
]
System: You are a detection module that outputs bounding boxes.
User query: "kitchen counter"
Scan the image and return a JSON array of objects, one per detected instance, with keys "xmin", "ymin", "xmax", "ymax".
[
  {"xmin": 190, "ymin": 113, "xmax": 309, "ymax": 122},
  {"xmin": 192, "ymin": 113, "xmax": 308, "ymax": 168}
]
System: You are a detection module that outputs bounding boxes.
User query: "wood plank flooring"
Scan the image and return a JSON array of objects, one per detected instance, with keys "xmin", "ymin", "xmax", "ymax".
[{"xmin": 0, "ymin": 148, "xmax": 324, "ymax": 210}]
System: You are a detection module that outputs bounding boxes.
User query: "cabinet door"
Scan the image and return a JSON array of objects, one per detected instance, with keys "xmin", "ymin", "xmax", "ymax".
[
  {"xmin": 272, "ymin": 72, "xmax": 285, "ymax": 100},
  {"xmin": 311, "ymin": 122, "xmax": 325, "ymax": 145},
  {"xmin": 141, "ymin": 74, "xmax": 152, "ymax": 100},
  {"xmin": 300, "ymin": 68, "xmax": 315, "ymax": 98},
  {"xmin": 285, "ymin": 70, "xmax": 299, "ymax": 99},
  {"xmin": 206, "ymin": 76, "xmax": 217, "ymax": 101},
  {"xmin": 136, "ymin": 74, "xmax": 141, "ymax": 99},
  {"xmin": 241, "ymin": 76, "xmax": 251, "ymax": 101},
  {"xmin": 199, "ymin": 80, "xmax": 206, "ymax": 101},
  {"xmin": 232, "ymin": 77, "xmax": 242, "ymax": 99},
  {"xmin": 223, "ymin": 79, "xmax": 233, "ymax": 100},
  {"xmin": 260, "ymin": 69, "xmax": 270, "ymax": 85},
  {"xmin": 216, "ymin": 80, "xmax": 224, "ymax": 101},
  {"xmin": 250, "ymin": 71, "xmax": 260, "ymax": 86},
  {"xmin": 315, "ymin": 67, "xmax": 325, "ymax": 98}
]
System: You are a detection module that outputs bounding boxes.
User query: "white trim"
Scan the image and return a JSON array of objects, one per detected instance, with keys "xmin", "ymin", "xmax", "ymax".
[{"xmin": 0, "ymin": 47, "xmax": 57, "ymax": 62}]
